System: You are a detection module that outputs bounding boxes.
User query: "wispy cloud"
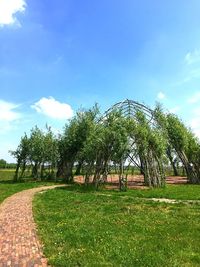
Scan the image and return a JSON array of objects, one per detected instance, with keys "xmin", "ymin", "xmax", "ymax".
[
  {"xmin": 169, "ymin": 106, "xmax": 180, "ymax": 114},
  {"xmin": 188, "ymin": 106, "xmax": 200, "ymax": 139},
  {"xmin": 173, "ymin": 50, "xmax": 200, "ymax": 86},
  {"xmin": 0, "ymin": 100, "xmax": 21, "ymax": 134},
  {"xmin": 0, "ymin": 0, "xmax": 26, "ymax": 27},
  {"xmin": 184, "ymin": 68, "xmax": 200, "ymax": 83},
  {"xmin": 190, "ymin": 117, "xmax": 200, "ymax": 139},
  {"xmin": 172, "ymin": 68, "xmax": 200, "ymax": 87},
  {"xmin": 31, "ymin": 97, "xmax": 74, "ymax": 120},
  {"xmin": 185, "ymin": 49, "xmax": 200, "ymax": 65},
  {"xmin": 188, "ymin": 91, "xmax": 200, "ymax": 104},
  {"xmin": 157, "ymin": 91, "xmax": 165, "ymax": 100},
  {"xmin": 0, "ymin": 100, "xmax": 20, "ymax": 121},
  {"xmin": 0, "ymin": 141, "xmax": 17, "ymax": 162}
]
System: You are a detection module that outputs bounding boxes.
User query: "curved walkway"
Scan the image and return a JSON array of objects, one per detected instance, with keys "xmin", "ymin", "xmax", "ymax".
[{"xmin": 0, "ymin": 185, "xmax": 65, "ymax": 267}]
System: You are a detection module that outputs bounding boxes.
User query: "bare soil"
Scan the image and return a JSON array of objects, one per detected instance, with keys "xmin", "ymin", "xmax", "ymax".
[{"xmin": 74, "ymin": 174, "xmax": 188, "ymax": 189}]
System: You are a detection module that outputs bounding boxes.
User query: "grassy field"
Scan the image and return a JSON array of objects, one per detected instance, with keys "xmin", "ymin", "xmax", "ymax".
[
  {"xmin": 0, "ymin": 169, "xmax": 15, "ymax": 181},
  {"xmin": 1, "ymin": 169, "xmax": 200, "ymax": 266},
  {"xmin": 0, "ymin": 169, "xmax": 58, "ymax": 204},
  {"xmin": 64, "ymin": 183, "xmax": 200, "ymax": 200},
  {"xmin": 108, "ymin": 184, "xmax": 200, "ymax": 200},
  {"xmin": 34, "ymin": 184, "xmax": 200, "ymax": 267},
  {"xmin": 0, "ymin": 181, "xmax": 58, "ymax": 204}
]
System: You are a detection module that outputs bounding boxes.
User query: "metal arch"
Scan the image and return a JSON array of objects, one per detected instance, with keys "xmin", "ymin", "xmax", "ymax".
[{"xmin": 100, "ymin": 99, "xmax": 155, "ymax": 124}]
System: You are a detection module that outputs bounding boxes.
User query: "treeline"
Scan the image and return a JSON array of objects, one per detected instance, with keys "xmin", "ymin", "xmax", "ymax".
[
  {"xmin": 11, "ymin": 126, "xmax": 59, "ymax": 181},
  {"xmin": 0, "ymin": 159, "xmax": 16, "ymax": 169},
  {"xmin": 11, "ymin": 103, "xmax": 200, "ymax": 188}
]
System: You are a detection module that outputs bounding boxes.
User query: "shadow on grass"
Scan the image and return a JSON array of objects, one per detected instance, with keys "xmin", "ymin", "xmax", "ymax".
[
  {"xmin": 0, "ymin": 180, "xmax": 15, "ymax": 184},
  {"xmin": 0, "ymin": 179, "xmax": 65, "ymax": 185},
  {"xmin": 56, "ymin": 183, "xmax": 101, "ymax": 193}
]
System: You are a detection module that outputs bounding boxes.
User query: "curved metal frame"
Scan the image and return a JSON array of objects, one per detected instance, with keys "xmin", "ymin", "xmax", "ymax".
[{"xmin": 101, "ymin": 99, "xmax": 154, "ymax": 123}]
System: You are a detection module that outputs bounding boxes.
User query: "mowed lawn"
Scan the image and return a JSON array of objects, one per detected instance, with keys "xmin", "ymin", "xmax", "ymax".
[
  {"xmin": 0, "ymin": 169, "xmax": 57, "ymax": 204},
  {"xmin": 34, "ymin": 185, "xmax": 200, "ymax": 267}
]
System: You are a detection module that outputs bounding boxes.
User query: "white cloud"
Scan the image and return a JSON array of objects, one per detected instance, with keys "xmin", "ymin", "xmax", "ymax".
[
  {"xmin": 189, "ymin": 117, "xmax": 200, "ymax": 139},
  {"xmin": 185, "ymin": 49, "xmax": 200, "ymax": 65},
  {"xmin": 193, "ymin": 107, "xmax": 200, "ymax": 116},
  {"xmin": 0, "ymin": 100, "xmax": 20, "ymax": 121},
  {"xmin": 0, "ymin": 141, "xmax": 17, "ymax": 162},
  {"xmin": 169, "ymin": 106, "xmax": 180, "ymax": 114},
  {"xmin": 172, "ymin": 68, "xmax": 200, "ymax": 87},
  {"xmin": 188, "ymin": 91, "xmax": 200, "ymax": 104},
  {"xmin": 32, "ymin": 97, "xmax": 73, "ymax": 120},
  {"xmin": 0, "ymin": 100, "xmax": 21, "ymax": 134},
  {"xmin": 0, "ymin": 0, "xmax": 26, "ymax": 27},
  {"xmin": 157, "ymin": 91, "xmax": 165, "ymax": 100},
  {"xmin": 184, "ymin": 68, "xmax": 200, "ymax": 83},
  {"xmin": 188, "ymin": 107, "xmax": 200, "ymax": 139}
]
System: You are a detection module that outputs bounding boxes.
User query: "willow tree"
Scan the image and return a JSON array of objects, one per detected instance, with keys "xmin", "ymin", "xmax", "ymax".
[
  {"xmin": 186, "ymin": 130, "xmax": 200, "ymax": 180},
  {"xmin": 28, "ymin": 126, "xmax": 45, "ymax": 179},
  {"xmin": 39, "ymin": 126, "xmax": 59, "ymax": 179},
  {"xmin": 94, "ymin": 111, "xmax": 129, "ymax": 188},
  {"xmin": 129, "ymin": 111, "xmax": 167, "ymax": 187},
  {"xmin": 154, "ymin": 107, "xmax": 200, "ymax": 184},
  {"xmin": 166, "ymin": 114, "xmax": 200, "ymax": 183},
  {"xmin": 12, "ymin": 99, "xmax": 199, "ymax": 187},
  {"xmin": 57, "ymin": 105, "xmax": 99, "ymax": 183},
  {"xmin": 10, "ymin": 133, "xmax": 30, "ymax": 181},
  {"xmin": 11, "ymin": 126, "xmax": 59, "ymax": 181},
  {"xmin": 78, "ymin": 111, "xmax": 130, "ymax": 189}
]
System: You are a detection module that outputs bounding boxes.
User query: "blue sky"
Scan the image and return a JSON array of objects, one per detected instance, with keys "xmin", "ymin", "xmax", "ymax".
[{"xmin": 1, "ymin": 0, "xmax": 200, "ymax": 161}]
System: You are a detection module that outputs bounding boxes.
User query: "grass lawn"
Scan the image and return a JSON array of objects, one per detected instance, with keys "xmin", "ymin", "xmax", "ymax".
[
  {"xmin": 33, "ymin": 184, "xmax": 200, "ymax": 267},
  {"xmin": 0, "ymin": 169, "xmax": 59, "ymax": 204},
  {"xmin": 0, "ymin": 169, "xmax": 16, "ymax": 181},
  {"xmin": 0, "ymin": 181, "xmax": 58, "ymax": 204},
  {"xmin": 109, "ymin": 184, "xmax": 200, "ymax": 200}
]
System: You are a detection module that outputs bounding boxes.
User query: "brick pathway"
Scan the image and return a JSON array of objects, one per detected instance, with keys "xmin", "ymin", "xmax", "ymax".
[{"xmin": 0, "ymin": 185, "xmax": 65, "ymax": 267}]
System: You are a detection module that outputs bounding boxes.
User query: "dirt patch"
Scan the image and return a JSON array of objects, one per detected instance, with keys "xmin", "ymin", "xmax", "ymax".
[{"xmin": 74, "ymin": 174, "xmax": 188, "ymax": 190}]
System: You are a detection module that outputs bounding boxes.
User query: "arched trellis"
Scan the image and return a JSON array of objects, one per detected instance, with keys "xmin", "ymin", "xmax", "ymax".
[
  {"xmin": 100, "ymin": 99, "xmax": 155, "ymax": 170},
  {"xmin": 98, "ymin": 99, "xmax": 166, "ymax": 189},
  {"xmin": 101, "ymin": 99, "xmax": 154, "ymax": 123},
  {"xmin": 97, "ymin": 99, "xmax": 199, "ymax": 187}
]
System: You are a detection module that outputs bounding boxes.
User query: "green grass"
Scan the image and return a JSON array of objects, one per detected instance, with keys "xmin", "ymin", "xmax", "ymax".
[
  {"xmin": 34, "ymin": 185, "xmax": 200, "ymax": 267},
  {"xmin": 58, "ymin": 183, "xmax": 200, "ymax": 200},
  {"xmin": 109, "ymin": 184, "xmax": 200, "ymax": 200},
  {"xmin": 0, "ymin": 181, "xmax": 58, "ymax": 204},
  {"xmin": 0, "ymin": 169, "xmax": 60, "ymax": 204},
  {"xmin": 0, "ymin": 169, "xmax": 16, "ymax": 181},
  {"xmin": 0, "ymin": 169, "xmax": 63, "ymax": 204}
]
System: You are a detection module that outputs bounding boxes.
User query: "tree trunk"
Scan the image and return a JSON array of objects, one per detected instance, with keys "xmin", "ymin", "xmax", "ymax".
[
  {"xmin": 13, "ymin": 161, "xmax": 21, "ymax": 182},
  {"xmin": 166, "ymin": 147, "xmax": 179, "ymax": 176},
  {"xmin": 64, "ymin": 160, "xmax": 74, "ymax": 183},
  {"xmin": 40, "ymin": 163, "xmax": 45, "ymax": 180},
  {"xmin": 119, "ymin": 159, "xmax": 127, "ymax": 191},
  {"xmin": 142, "ymin": 151, "xmax": 165, "ymax": 188},
  {"xmin": 178, "ymin": 151, "xmax": 199, "ymax": 184},
  {"xmin": 32, "ymin": 162, "xmax": 39, "ymax": 179},
  {"xmin": 93, "ymin": 157, "xmax": 103, "ymax": 185},
  {"xmin": 75, "ymin": 160, "xmax": 83, "ymax": 175},
  {"xmin": 19, "ymin": 160, "xmax": 27, "ymax": 179}
]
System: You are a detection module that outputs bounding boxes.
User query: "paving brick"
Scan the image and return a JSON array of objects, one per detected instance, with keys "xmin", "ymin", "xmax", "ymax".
[{"xmin": 0, "ymin": 185, "xmax": 65, "ymax": 266}]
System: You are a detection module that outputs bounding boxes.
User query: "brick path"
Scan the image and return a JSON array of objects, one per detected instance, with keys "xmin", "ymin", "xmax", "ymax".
[{"xmin": 0, "ymin": 185, "xmax": 65, "ymax": 267}]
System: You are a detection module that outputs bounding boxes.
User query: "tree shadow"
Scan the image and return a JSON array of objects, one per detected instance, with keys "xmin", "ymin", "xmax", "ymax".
[{"xmin": 55, "ymin": 183, "xmax": 99, "ymax": 193}]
